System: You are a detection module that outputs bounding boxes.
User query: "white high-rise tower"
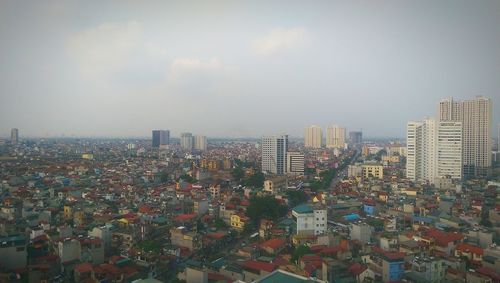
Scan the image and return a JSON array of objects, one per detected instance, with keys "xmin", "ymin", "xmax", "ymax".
[
  {"xmin": 438, "ymin": 97, "xmax": 492, "ymax": 177},
  {"xmin": 261, "ymin": 135, "xmax": 288, "ymax": 175}
]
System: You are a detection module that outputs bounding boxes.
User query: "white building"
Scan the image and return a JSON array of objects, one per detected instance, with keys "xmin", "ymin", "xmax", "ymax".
[
  {"xmin": 439, "ymin": 96, "xmax": 492, "ymax": 177},
  {"xmin": 304, "ymin": 125, "xmax": 322, "ymax": 148},
  {"xmin": 292, "ymin": 204, "xmax": 327, "ymax": 236},
  {"xmin": 286, "ymin": 151, "xmax": 304, "ymax": 175},
  {"xmin": 194, "ymin": 135, "xmax": 207, "ymax": 151},
  {"xmin": 406, "ymin": 118, "xmax": 462, "ymax": 183},
  {"xmin": 326, "ymin": 125, "xmax": 346, "ymax": 149},
  {"xmin": 261, "ymin": 135, "xmax": 288, "ymax": 175},
  {"xmin": 436, "ymin": 121, "xmax": 462, "ymax": 180},
  {"xmin": 180, "ymin": 132, "xmax": 193, "ymax": 150}
]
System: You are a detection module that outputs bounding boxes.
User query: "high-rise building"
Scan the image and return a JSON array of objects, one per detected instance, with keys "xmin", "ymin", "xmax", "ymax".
[
  {"xmin": 349, "ymin": 131, "xmax": 363, "ymax": 145},
  {"xmin": 304, "ymin": 125, "xmax": 322, "ymax": 148},
  {"xmin": 194, "ymin": 135, "xmax": 207, "ymax": 151},
  {"xmin": 261, "ymin": 135, "xmax": 288, "ymax": 175},
  {"xmin": 10, "ymin": 128, "xmax": 18, "ymax": 145},
  {"xmin": 180, "ymin": 132, "xmax": 193, "ymax": 150},
  {"xmin": 286, "ymin": 151, "xmax": 304, "ymax": 175},
  {"xmin": 436, "ymin": 121, "xmax": 462, "ymax": 180},
  {"xmin": 438, "ymin": 97, "xmax": 492, "ymax": 177},
  {"xmin": 406, "ymin": 118, "xmax": 462, "ymax": 182},
  {"xmin": 152, "ymin": 130, "xmax": 169, "ymax": 148},
  {"xmin": 326, "ymin": 125, "xmax": 346, "ymax": 149}
]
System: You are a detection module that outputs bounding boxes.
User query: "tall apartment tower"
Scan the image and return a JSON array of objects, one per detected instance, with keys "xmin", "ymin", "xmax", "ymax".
[
  {"xmin": 304, "ymin": 125, "xmax": 322, "ymax": 148},
  {"xmin": 194, "ymin": 135, "xmax": 207, "ymax": 151},
  {"xmin": 406, "ymin": 118, "xmax": 462, "ymax": 182},
  {"xmin": 438, "ymin": 97, "xmax": 492, "ymax": 177},
  {"xmin": 436, "ymin": 121, "xmax": 462, "ymax": 180},
  {"xmin": 180, "ymin": 132, "xmax": 193, "ymax": 150},
  {"xmin": 10, "ymin": 128, "xmax": 18, "ymax": 145},
  {"xmin": 261, "ymin": 135, "xmax": 288, "ymax": 175},
  {"xmin": 152, "ymin": 130, "xmax": 170, "ymax": 148},
  {"xmin": 326, "ymin": 125, "xmax": 346, "ymax": 149},
  {"xmin": 349, "ymin": 131, "xmax": 363, "ymax": 145}
]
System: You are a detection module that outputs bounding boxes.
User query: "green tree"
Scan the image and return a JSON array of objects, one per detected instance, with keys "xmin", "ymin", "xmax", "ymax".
[
  {"xmin": 245, "ymin": 172, "xmax": 265, "ymax": 188},
  {"xmin": 286, "ymin": 190, "xmax": 308, "ymax": 207},
  {"xmin": 291, "ymin": 244, "xmax": 311, "ymax": 264},
  {"xmin": 231, "ymin": 166, "xmax": 245, "ymax": 182},
  {"xmin": 246, "ymin": 195, "xmax": 288, "ymax": 227},
  {"xmin": 180, "ymin": 174, "xmax": 197, "ymax": 183}
]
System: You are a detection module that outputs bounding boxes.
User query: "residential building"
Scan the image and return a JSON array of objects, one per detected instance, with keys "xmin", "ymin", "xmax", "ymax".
[
  {"xmin": 438, "ymin": 96, "xmax": 492, "ymax": 177},
  {"xmin": 362, "ymin": 163, "xmax": 384, "ymax": 179},
  {"xmin": 292, "ymin": 204, "xmax": 327, "ymax": 236},
  {"xmin": 0, "ymin": 234, "xmax": 27, "ymax": 270},
  {"xmin": 304, "ymin": 125, "xmax": 322, "ymax": 148},
  {"xmin": 286, "ymin": 151, "xmax": 304, "ymax": 175},
  {"xmin": 10, "ymin": 128, "xmax": 18, "ymax": 145},
  {"xmin": 181, "ymin": 132, "xmax": 193, "ymax": 150},
  {"xmin": 261, "ymin": 135, "xmax": 288, "ymax": 175},
  {"xmin": 152, "ymin": 130, "xmax": 169, "ymax": 148},
  {"xmin": 349, "ymin": 131, "xmax": 363, "ymax": 145},
  {"xmin": 326, "ymin": 125, "xmax": 346, "ymax": 149},
  {"xmin": 194, "ymin": 135, "xmax": 207, "ymax": 151},
  {"xmin": 350, "ymin": 223, "xmax": 372, "ymax": 244},
  {"xmin": 436, "ymin": 121, "xmax": 462, "ymax": 180}
]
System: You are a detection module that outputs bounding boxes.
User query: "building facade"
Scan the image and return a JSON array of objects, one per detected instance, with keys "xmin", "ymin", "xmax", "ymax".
[
  {"xmin": 286, "ymin": 151, "xmax": 304, "ymax": 175},
  {"xmin": 152, "ymin": 130, "xmax": 169, "ymax": 148},
  {"xmin": 10, "ymin": 128, "xmax": 18, "ymax": 145},
  {"xmin": 181, "ymin": 132, "xmax": 194, "ymax": 151},
  {"xmin": 194, "ymin": 135, "xmax": 207, "ymax": 151},
  {"xmin": 438, "ymin": 97, "xmax": 492, "ymax": 177},
  {"xmin": 304, "ymin": 125, "xmax": 322, "ymax": 148},
  {"xmin": 326, "ymin": 125, "xmax": 346, "ymax": 149},
  {"xmin": 261, "ymin": 135, "xmax": 288, "ymax": 175}
]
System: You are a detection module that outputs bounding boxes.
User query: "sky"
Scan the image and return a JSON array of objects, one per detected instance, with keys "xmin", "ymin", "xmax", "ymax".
[{"xmin": 0, "ymin": 0, "xmax": 499, "ymax": 139}]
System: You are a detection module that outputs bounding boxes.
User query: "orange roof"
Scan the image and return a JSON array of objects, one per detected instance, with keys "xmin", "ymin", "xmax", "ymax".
[
  {"xmin": 456, "ymin": 243, "xmax": 483, "ymax": 255},
  {"xmin": 75, "ymin": 262, "xmax": 93, "ymax": 274},
  {"xmin": 174, "ymin": 213, "xmax": 197, "ymax": 221},
  {"xmin": 260, "ymin": 238, "xmax": 286, "ymax": 250},
  {"xmin": 243, "ymin": 260, "xmax": 277, "ymax": 273}
]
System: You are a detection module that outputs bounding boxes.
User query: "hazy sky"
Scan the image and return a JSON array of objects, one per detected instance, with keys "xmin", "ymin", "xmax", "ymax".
[{"xmin": 1, "ymin": 1, "xmax": 499, "ymax": 138}]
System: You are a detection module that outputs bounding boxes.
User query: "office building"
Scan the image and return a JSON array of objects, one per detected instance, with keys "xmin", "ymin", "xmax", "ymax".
[
  {"xmin": 180, "ymin": 132, "xmax": 193, "ymax": 151},
  {"xmin": 11, "ymin": 128, "xmax": 18, "ymax": 145},
  {"xmin": 326, "ymin": 125, "xmax": 346, "ymax": 149},
  {"xmin": 438, "ymin": 97, "xmax": 492, "ymax": 177},
  {"xmin": 304, "ymin": 125, "xmax": 322, "ymax": 148},
  {"xmin": 261, "ymin": 135, "xmax": 288, "ymax": 175},
  {"xmin": 152, "ymin": 130, "xmax": 169, "ymax": 148},
  {"xmin": 349, "ymin": 131, "xmax": 363, "ymax": 144},
  {"xmin": 194, "ymin": 135, "xmax": 207, "ymax": 151},
  {"xmin": 286, "ymin": 151, "xmax": 304, "ymax": 175}
]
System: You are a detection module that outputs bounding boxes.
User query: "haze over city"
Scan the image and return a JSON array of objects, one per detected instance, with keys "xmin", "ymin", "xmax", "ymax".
[{"xmin": 1, "ymin": 0, "xmax": 499, "ymax": 138}]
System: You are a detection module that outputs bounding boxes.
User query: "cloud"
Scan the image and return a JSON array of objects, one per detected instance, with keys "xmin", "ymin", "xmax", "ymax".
[
  {"xmin": 167, "ymin": 57, "xmax": 224, "ymax": 85},
  {"xmin": 252, "ymin": 27, "xmax": 307, "ymax": 56},
  {"xmin": 66, "ymin": 21, "xmax": 142, "ymax": 77}
]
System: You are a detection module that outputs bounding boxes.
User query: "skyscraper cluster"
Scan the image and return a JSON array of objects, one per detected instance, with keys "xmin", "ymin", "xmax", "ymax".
[
  {"xmin": 181, "ymin": 132, "xmax": 207, "ymax": 151},
  {"xmin": 305, "ymin": 125, "xmax": 359, "ymax": 149},
  {"xmin": 261, "ymin": 135, "xmax": 305, "ymax": 176},
  {"xmin": 407, "ymin": 96, "xmax": 492, "ymax": 182}
]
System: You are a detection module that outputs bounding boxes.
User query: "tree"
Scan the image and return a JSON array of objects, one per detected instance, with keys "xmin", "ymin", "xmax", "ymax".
[
  {"xmin": 180, "ymin": 174, "xmax": 197, "ymax": 183},
  {"xmin": 245, "ymin": 172, "xmax": 264, "ymax": 188},
  {"xmin": 231, "ymin": 167, "xmax": 245, "ymax": 182},
  {"xmin": 246, "ymin": 195, "xmax": 288, "ymax": 227},
  {"xmin": 286, "ymin": 190, "xmax": 308, "ymax": 207},
  {"xmin": 291, "ymin": 244, "xmax": 311, "ymax": 264}
]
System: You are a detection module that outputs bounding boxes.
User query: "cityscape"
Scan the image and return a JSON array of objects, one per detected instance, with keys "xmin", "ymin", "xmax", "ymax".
[{"xmin": 1, "ymin": 1, "xmax": 500, "ymax": 283}]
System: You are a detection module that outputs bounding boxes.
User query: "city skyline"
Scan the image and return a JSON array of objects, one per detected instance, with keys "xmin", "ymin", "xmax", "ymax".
[{"xmin": 1, "ymin": 1, "xmax": 499, "ymax": 138}]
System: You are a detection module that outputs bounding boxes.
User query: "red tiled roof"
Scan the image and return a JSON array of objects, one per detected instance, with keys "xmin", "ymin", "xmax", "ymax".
[
  {"xmin": 456, "ymin": 243, "xmax": 483, "ymax": 255},
  {"xmin": 260, "ymin": 238, "xmax": 286, "ymax": 250},
  {"xmin": 75, "ymin": 262, "xmax": 93, "ymax": 274},
  {"xmin": 174, "ymin": 213, "xmax": 197, "ymax": 221},
  {"xmin": 348, "ymin": 263, "xmax": 367, "ymax": 276}
]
